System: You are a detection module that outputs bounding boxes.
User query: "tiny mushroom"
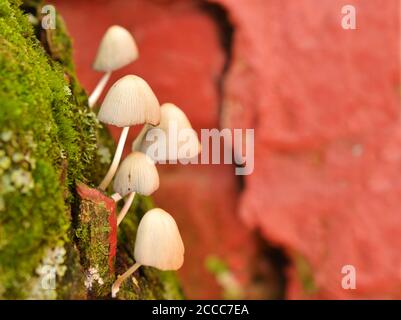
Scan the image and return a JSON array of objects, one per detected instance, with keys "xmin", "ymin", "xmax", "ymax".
[
  {"xmin": 97, "ymin": 75, "xmax": 160, "ymax": 190},
  {"xmin": 132, "ymin": 103, "xmax": 201, "ymax": 162},
  {"xmin": 111, "ymin": 208, "xmax": 184, "ymax": 297},
  {"xmin": 89, "ymin": 25, "xmax": 139, "ymax": 107},
  {"xmin": 113, "ymin": 152, "xmax": 159, "ymax": 226}
]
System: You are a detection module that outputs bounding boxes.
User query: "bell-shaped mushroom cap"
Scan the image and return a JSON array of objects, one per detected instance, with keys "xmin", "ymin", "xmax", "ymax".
[
  {"xmin": 93, "ymin": 25, "xmax": 139, "ymax": 72},
  {"xmin": 139, "ymin": 103, "xmax": 201, "ymax": 161},
  {"xmin": 156, "ymin": 103, "xmax": 192, "ymax": 131},
  {"xmin": 97, "ymin": 75, "xmax": 160, "ymax": 127},
  {"xmin": 113, "ymin": 152, "xmax": 159, "ymax": 197},
  {"xmin": 134, "ymin": 208, "xmax": 184, "ymax": 271}
]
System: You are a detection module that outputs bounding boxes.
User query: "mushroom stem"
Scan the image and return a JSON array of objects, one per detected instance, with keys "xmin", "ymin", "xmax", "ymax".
[
  {"xmin": 111, "ymin": 193, "xmax": 122, "ymax": 202},
  {"xmin": 88, "ymin": 71, "xmax": 112, "ymax": 108},
  {"xmin": 99, "ymin": 126, "xmax": 130, "ymax": 190},
  {"xmin": 112, "ymin": 262, "xmax": 141, "ymax": 298},
  {"xmin": 131, "ymin": 124, "xmax": 150, "ymax": 151},
  {"xmin": 117, "ymin": 192, "xmax": 136, "ymax": 226}
]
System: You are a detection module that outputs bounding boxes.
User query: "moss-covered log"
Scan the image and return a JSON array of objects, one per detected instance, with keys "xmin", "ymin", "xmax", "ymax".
[{"xmin": 0, "ymin": 0, "xmax": 183, "ymax": 299}]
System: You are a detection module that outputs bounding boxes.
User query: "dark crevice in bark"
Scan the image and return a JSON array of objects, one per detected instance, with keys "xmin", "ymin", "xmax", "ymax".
[
  {"xmin": 200, "ymin": 1, "xmax": 234, "ymax": 76},
  {"xmin": 260, "ymin": 240, "xmax": 290, "ymax": 299},
  {"xmin": 199, "ymin": 1, "xmax": 234, "ymax": 134},
  {"xmin": 199, "ymin": 2, "xmax": 245, "ymax": 187},
  {"xmin": 201, "ymin": 1, "xmax": 291, "ymax": 300}
]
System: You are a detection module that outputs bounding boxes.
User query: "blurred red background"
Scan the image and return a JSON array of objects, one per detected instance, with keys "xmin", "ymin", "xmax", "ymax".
[{"xmin": 53, "ymin": 0, "xmax": 401, "ymax": 299}]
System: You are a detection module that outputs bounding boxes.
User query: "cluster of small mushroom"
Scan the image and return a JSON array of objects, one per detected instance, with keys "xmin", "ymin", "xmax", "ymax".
[{"xmin": 89, "ymin": 26, "xmax": 201, "ymax": 298}]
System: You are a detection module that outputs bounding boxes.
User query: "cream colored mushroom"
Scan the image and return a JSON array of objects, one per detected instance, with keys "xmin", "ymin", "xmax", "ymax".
[
  {"xmin": 113, "ymin": 152, "xmax": 159, "ymax": 226},
  {"xmin": 89, "ymin": 25, "xmax": 139, "ymax": 107},
  {"xmin": 132, "ymin": 103, "xmax": 201, "ymax": 162},
  {"xmin": 111, "ymin": 208, "xmax": 184, "ymax": 297},
  {"xmin": 97, "ymin": 75, "xmax": 160, "ymax": 190}
]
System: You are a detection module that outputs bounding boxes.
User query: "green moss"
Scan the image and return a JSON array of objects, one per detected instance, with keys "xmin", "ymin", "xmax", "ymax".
[
  {"xmin": 56, "ymin": 242, "xmax": 86, "ymax": 299},
  {"xmin": 0, "ymin": 0, "xmax": 104, "ymax": 298},
  {"xmin": 205, "ymin": 255, "xmax": 229, "ymax": 275},
  {"xmin": 205, "ymin": 255, "xmax": 244, "ymax": 299},
  {"xmin": 294, "ymin": 254, "xmax": 318, "ymax": 295},
  {"xmin": 157, "ymin": 270, "xmax": 185, "ymax": 300},
  {"xmin": 0, "ymin": 0, "xmax": 73, "ymax": 298}
]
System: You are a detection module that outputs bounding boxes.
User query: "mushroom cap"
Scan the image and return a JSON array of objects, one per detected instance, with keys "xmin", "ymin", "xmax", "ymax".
[
  {"xmin": 113, "ymin": 151, "xmax": 159, "ymax": 197},
  {"xmin": 93, "ymin": 25, "xmax": 139, "ymax": 72},
  {"xmin": 139, "ymin": 103, "xmax": 201, "ymax": 161},
  {"xmin": 97, "ymin": 75, "xmax": 160, "ymax": 127},
  {"xmin": 156, "ymin": 103, "xmax": 192, "ymax": 131},
  {"xmin": 134, "ymin": 208, "xmax": 184, "ymax": 271}
]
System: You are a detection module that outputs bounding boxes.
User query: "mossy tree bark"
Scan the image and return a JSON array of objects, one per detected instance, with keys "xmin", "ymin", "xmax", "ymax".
[{"xmin": 0, "ymin": 0, "xmax": 183, "ymax": 299}]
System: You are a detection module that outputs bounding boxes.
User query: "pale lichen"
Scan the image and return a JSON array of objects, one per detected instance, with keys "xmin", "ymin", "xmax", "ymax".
[
  {"xmin": 1, "ymin": 130, "xmax": 12, "ymax": 142},
  {"xmin": 97, "ymin": 145, "xmax": 112, "ymax": 165},
  {"xmin": 28, "ymin": 246, "xmax": 67, "ymax": 299},
  {"xmin": 84, "ymin": 266, "xmax": 105, "ymax": 290},
  {"xmin": 10, "ymin": 169, "xmax": 34, "ymax": 193}
]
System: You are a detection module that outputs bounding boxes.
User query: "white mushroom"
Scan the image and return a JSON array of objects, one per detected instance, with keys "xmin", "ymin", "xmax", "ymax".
[
  {"xmin": 97, "ymin": 75, "xmax": 160, "ymax": 190},
  {"xmin": 111, "ymin": 208, "xmax": 184, "ymax": 297},
  {"xmin": 89, "ymin": 25, "xmax": 139, "ymax": 107},
  {"xmin": 132, "ymin": 103, "xmax": 201, "ymax": 162},
  {"xmin": 113, "ymin": 152, "xmax": 159, "ymax": 226}
]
